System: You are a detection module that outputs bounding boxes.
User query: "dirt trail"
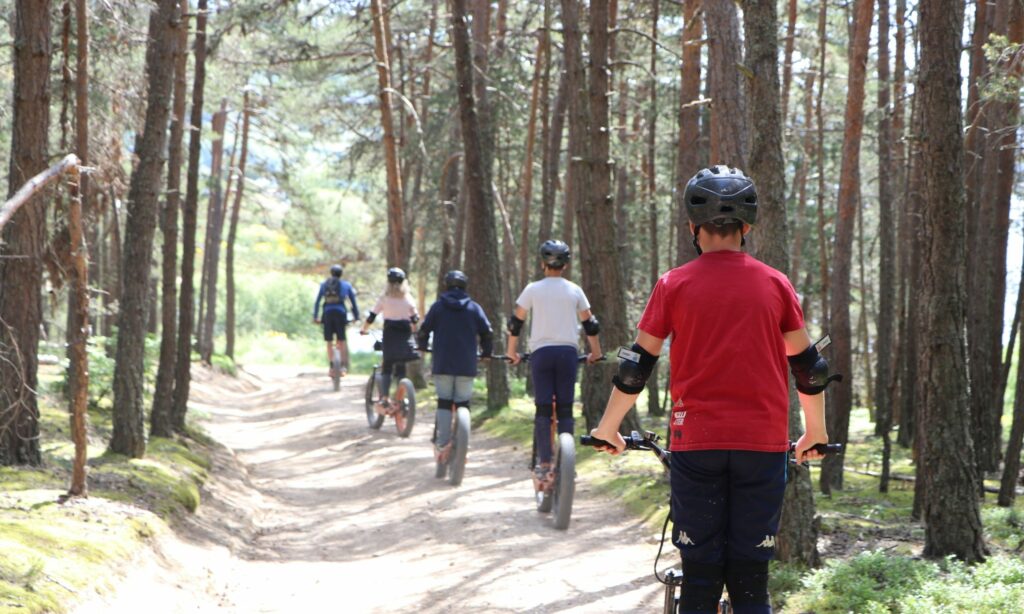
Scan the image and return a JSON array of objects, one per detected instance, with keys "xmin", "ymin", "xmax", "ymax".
[{"xmin": 75, "ymin": 366, "xmax": 665, "ymax": 613}]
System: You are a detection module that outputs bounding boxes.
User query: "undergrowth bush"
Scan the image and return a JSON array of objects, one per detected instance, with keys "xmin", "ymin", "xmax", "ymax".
[{"xmin": 784, "ymin": 550, "xmax": 1024, "ymax": 613}]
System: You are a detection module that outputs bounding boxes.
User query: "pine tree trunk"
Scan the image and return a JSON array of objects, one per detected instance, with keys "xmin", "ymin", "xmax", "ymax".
[
  {"xmin": 110, "ymin": 0, "xmax": 182, "ymax": 458},
  {"xmin": 814, "ymin": 0, "xmax": 830, "ymax": 330},
  {"xmin": 675, "ymin": 0, "xmax": 702, "ymax": 267},
  {"xmin": 705, "ymin": 0, "xmax": 747, "ymax": 167},
  {"xmin": 539, "ymin": 67, "xmax": 567, "ymax": 245},
  {"xmin": 561, "ymin": 0, "xmax": 636, "ymax": 432},
  {"xmin": 225, "ymin": 93, "xmax": 251, "ymax": 361},
  {"xmin": 198, "ymin": 102, "xmax": 228, "ymax": 363},
  {"xmin": 915, "ymin": 0, "xmax": 986, "ymax": 562},
  {"xmin": 875, "ymin": 0, "xmax": 896, "ymax": 456},
  {"xmin": 450, "ymin": 0, "xmax": 508, "ymax": 411},
  {"xmin": 171, "ymin": 0, "xmax": 209, "ymax": 434},
  {"xmin": 970, "ymin": 0, "xmax": 1019, "ymax": 474},
  {"xmin": 371, "ymin": 0, "xmax": 406, "ymax": 267},
  {"xmin": 0, "ymin": 0, "xmax": 51, "ymax": 466},
  {"xmin": 645, "ymin": 0, "xmax": 662, "ymax": 418},
  {"xmin": 820, "ymin": 0, "xmax": 874, "ymax": 494},
  {"xmin": 518, "ymin": 30, "xmax": 545, "ymax": 290},
  {"xmin": 999, "ymin": 234, "xmax": 1024, "ymax": 506},
  {"xmin": 781, "ymin": 0, "xmax": 799, "ymax": 125},
  {"xmin": 151, "ymin": 0, "xmax": 189, "ymax": 438}
]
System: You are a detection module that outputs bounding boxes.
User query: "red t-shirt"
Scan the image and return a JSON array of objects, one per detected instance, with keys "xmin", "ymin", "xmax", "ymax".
[{"xmin": 637, "ymin": 251, "xmax": 804, "ymax": 453}]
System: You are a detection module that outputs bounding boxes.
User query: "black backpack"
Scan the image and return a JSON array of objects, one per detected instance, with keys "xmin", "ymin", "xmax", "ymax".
[{"xmin": 324, "ymin": 278, "xmax": 342, "ymax": 305}]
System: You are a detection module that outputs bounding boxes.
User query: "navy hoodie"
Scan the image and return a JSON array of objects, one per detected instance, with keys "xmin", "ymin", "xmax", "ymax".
[{"xmin": 417, "ymin": 289, "xmax": 493, "ymax": 376}]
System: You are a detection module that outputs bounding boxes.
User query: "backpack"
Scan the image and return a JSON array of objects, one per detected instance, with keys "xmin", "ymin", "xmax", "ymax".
[{"xmin": 324, "ymin": 278, "xmax": 342, "ymax": 305}]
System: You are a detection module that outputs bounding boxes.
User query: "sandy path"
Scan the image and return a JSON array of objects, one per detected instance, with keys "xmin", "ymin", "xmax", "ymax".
[{"xmin": 75, "ymin": 367, "xmax": 666, "ymax": 613}]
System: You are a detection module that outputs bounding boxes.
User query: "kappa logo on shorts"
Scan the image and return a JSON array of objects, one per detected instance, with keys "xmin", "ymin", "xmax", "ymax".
[
  {"xmin": 677, "ymin": 531, "xmax": 695, "ymax": 546},
  {"xmin": 756, "ymin": 535, "xmax": 776, "ymax": 548}
]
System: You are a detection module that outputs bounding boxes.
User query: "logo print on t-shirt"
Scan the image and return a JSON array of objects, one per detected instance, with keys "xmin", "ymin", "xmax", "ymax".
[{"xmin": 672, "ymin": 410, "xmax": 686, "ymax": 426}]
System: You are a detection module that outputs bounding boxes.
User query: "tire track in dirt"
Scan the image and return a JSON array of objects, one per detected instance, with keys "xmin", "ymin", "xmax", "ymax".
[{"xmin": 77, "ymin": 366, "xmax": 666, "ymax": 613}]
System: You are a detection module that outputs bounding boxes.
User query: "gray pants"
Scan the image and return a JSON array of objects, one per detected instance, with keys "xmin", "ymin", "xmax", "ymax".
[{"xmin": 434, "ymin": 375, "xmax": 474, "ymax": 447}]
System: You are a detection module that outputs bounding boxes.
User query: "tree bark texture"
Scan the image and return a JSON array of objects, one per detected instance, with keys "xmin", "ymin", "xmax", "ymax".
[
  {"xmin": 820, "ymin": 0, "xmax": 873, "ymax": 494},
  {"xmin": 518, "ymin": 30, "xmax": 546, "ymax": 290},
  {"xmin": 66, "ymin": 165, "xmax": 89, "ymax": 496},
  {"xmin": 172, "ymin": 0, "xmax": 208, "ymax": 433},
  {"xmin": 969, "ymin": 0, "xmax": 1022, "ymax": 473},
  {"xmin": 675, "ymin": 0, "xmax": 703, "ymax": 267},
  {"xmin": 198, "ymin": 101, "xmax": 228, "ymax": 364},
  {"xmin": 225, "ymin": 93, "xmax": 251, "ymax": 360},
  {"xmin": 915, "ymin": 0, "xmax": 986, "ymax": 562},
  {"xmin": 371, "ymin": 0, "xmax": 406, "ymax": 268},
  {"xmin": 875, "ymin": 0, "xmax": 896, "ymax": 450},
  {"xmin": 743, "ymin": 0, "xmax": 788, "ymax": 272},
  {"xmin": 741, "ymin": 0, "xmax": 819, "ymax": 567},
  {"xmin": 450, "ymin": 0, "xmax": 508, "ymax": 411},
  {"xmin": 539, "ymin": 67, "xmax": 567, "ymax": 246},
  {"xmin": 560, "ymin": 0, "xmax": 636, "ymax": 432},
  {"xmin": 704, "ymin": 0, "xmax": 747, "ymax": 168},
  {"xmin": 110, "ymin": 0, "xmax": 182, "ymax": 458},
  {"xmin": 1000, "ymin": 261, "xmax": 1024, "ymax": 506},
  {"xmin": 0, "ymin": 0, "xmax": 51, "ymax": 467},
  {"xmin": 151, "ymin": 0, "xmax": 189, "ymax": 438}
]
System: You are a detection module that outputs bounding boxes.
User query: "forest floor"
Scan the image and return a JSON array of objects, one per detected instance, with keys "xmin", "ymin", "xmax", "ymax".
[{"xmin": 72, "ymin": 366, "xmax": 665, "ymax": 613}]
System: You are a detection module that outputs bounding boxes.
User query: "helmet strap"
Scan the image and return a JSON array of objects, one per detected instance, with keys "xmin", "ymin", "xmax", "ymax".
[{"xmin": 692, "ymin": 225, "xmax": 703, "ymax": 256}]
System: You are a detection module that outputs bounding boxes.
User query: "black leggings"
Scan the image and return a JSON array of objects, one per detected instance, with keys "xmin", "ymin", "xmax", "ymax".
[{"xmin": 379, "ymin": 359, "xmax": 407, "ymax": 398}]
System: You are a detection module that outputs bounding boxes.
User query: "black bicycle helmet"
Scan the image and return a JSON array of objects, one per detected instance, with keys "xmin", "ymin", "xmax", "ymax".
[
  {"xmin": 683, "ymin": 165, "xmax": 758, "ymax": 227},
  {"xmin": 330, "ymin": 264, "xmax": 343, "ymax": 278},
  {"xmin": 387, "ymin": 267, "xmax": 406, "ymax": 283},
  {"xmin": 444, "ymin": 270, "xmax": 468, "ymax": 290},
  {"xmin": 539, "ymin": 239, "xmax": 571, "ymax": 268}
]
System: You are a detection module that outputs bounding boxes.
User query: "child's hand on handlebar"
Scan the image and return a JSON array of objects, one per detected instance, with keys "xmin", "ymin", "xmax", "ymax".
[
  {"xmin": 793, "ymin": 432, "xmax": 829, "ymax": 463},
  {"xmin": 585, "ymin": 351, "xmax": 602, "ymax": 364},
  {"xmin": 506, "ymin": 351, "xmax": 521, "ymax": 366},
  {"xmin": 589, "ymin": 427, "xmax": 626, "ymax": 455}
]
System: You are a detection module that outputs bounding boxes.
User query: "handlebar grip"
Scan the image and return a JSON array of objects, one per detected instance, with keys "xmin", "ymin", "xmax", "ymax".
[
  {"xmin": 580, "ymin": 435, "xmax": 612, "ymax": 448},
  {"xmin": 789, "ymin": 442, "xmax": 844, "ymax": 455}
]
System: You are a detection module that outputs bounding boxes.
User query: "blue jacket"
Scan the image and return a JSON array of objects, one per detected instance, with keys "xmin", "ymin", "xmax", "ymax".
[
  {"xmin": 417, "ymin": 289, "xmax": 493, "ymax": 376},
  {"xmin": 313, "ymin": 278, "xmax": 359, "ymax": 320}
]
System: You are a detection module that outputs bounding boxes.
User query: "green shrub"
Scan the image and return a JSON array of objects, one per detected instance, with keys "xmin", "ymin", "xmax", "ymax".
[
  {"xmin": 785, "ymin": 551, "xmax": 1024, "ymax": 613},
  {"xmin": 209, "ymin": 353, "xmax": 237, "ymax": 376}
]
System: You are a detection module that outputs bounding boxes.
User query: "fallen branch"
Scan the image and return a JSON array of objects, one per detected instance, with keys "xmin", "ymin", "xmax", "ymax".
[
  {"xmin": 0, "ymin": 154, "xmax": 81, "ymax": 234},
  {"xmin": 849, "ymin": 468, "xmax": 1023, "ymax": 496}
]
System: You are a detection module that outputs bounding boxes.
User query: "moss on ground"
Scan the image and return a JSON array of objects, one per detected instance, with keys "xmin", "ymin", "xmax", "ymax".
[{"xmin": 0, "ymin": 362, "xmax": 213, "ymax": 613}]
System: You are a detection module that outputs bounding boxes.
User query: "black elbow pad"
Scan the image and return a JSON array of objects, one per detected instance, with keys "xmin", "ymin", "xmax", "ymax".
[
  {"xmin": 366, "ymin": 311, "xmax": 378, "ymax": 324},
  {"xmin": 507, "ymin": 315, "xmax": 525, "ymax": 336},
  {"xmin": 612, "ymin": 344, "xmax": 659, "ymax": 395},
  {"xmin": 788, "ymin": 344, "xmax": 843, "ymax": 395},
  {"xmin": 411, "ymin": 314, "xmax": 420, "ymax": 325},
  {"xmin": 582, "ymin": 315, "xmax": 600, "ymax": 336}
]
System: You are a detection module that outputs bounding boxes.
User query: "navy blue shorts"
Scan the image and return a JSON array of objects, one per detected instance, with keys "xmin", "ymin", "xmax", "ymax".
[
  {"xmin": 530, "ymin": 345, "xmax": 579, "ymax": 406},
  {"xmin": 670, "ymin": 449, "xmax": 787, "ymax": 564},
  {"xmin": 322, "ymin": 309, "xmax": 348, "ymax": 342}
]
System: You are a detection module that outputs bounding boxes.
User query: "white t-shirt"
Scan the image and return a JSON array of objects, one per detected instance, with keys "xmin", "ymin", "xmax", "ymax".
[{"xmin": 515, "ymin": 277, "xmax": 590, "ymax": 350}]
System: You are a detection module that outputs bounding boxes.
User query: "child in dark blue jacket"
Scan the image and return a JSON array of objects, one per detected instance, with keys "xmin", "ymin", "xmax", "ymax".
[{"xmin": 416, "ymin": 271, "xmax": 493, "ymax": 462}]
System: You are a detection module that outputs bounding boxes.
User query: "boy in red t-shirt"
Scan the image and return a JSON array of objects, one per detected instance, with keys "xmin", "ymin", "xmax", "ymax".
[{"xmin": 590, "ymin": 166, "xmax": 839, "ymax": 614}]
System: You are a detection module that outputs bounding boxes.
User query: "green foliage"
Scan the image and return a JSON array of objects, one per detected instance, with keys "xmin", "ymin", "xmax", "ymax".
[
  {"xmin": 209, "ymin": 353, "xmax": 237, "ymax": 377},
  {"xmin": 784, "ymin": 551, "xmax": 1024, "ymax": 613},
  {"xmin": 230, "ymin": 270, "xmax": 319, "ymax": 339},
  {"xmin": 983, "ymin": 506, "xmax": 1024, "ymax": 550}
]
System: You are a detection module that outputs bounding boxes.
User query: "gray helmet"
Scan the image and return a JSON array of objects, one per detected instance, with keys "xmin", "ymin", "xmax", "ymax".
[
  {"xmin": 387, "ymin": 267, "xmax": 406, "ymax": 283},
  {"xmin": 444, "ymin": 270, "xmax": 468, "ymax": 290},
  {"xmin": 683, "ymin": 166, "xmax": 758, "ymax": 227},
  {"xmin": 330, "ymin": 264, "xmax": 343, "ymax": 278},
  {"xmin": 539, "ymin": 239, "xmax": 571, "ymax": 268}
]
